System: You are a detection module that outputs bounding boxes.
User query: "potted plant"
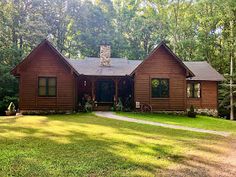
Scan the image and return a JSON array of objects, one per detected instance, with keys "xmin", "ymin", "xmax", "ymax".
[
  {"xmin": 116, "ymin": 98, "xmax": 123, "ymax": 111},
  {"xmin": 84, "ymin": 94, "xmax": 93, "ymax": 112},
  {"xmin": 5, "ymin": 102, "xmax": 16, "ymax": 116}
]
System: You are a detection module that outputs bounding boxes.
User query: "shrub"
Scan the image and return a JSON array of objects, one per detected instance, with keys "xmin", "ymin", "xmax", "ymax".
[
  {"xmin": 123, "ymin": 96, "xmax": 132, "ymax": 111},
  {"xmin": 116, "ymin": 98, "xmax": 123, "ymax": 111},
  {"xmin": 218, "ymin": 107, "xmax": 229, "ymax": 119},
  {"xmin": 188, "ymin": 105, "xmax": 196, "ymax": 118},
  {"xmin": 84, "ymin": 102, "xmax": 93, "ymax": 112},
  {"xmin": 80, "ymin": 94, "xmax": 93, "ymax": 112},
  {"xmin": 110, "ymin": 106, "xmax": 115, "ymax": 111},
  {"xmin": 0, "ymin": 101, "xmax": 6, "ymax": 115}
]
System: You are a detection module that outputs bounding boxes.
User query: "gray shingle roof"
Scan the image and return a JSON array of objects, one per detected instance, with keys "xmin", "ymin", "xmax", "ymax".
[
  {"xmin": 67, "ymin": 57, "xmax": 142, "ymax": 76},
  {"xmin": 67, "ymin": 57, "xmax": 224, "ymax": 81},
  {"xmin": 184, "ymin": 61, "xmax": 224, "ymax": 81}
]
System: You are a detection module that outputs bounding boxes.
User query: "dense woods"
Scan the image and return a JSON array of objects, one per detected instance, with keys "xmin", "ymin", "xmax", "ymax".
[{"xmin": 0, "ymin": 0, "xmax": 235, "ymax": 118}]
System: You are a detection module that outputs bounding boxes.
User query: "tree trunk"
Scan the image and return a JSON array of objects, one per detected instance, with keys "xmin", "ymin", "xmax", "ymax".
[
  {"xmin": 230, "ymin": 21, "xmax": 234, "ymax": 120},
  {"xmin": 230, "ymin": 54, "xmax": 234, "ymax": 120}
]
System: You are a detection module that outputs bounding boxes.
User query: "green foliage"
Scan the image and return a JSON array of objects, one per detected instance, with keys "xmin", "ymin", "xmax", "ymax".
[
  {"xmin": 219, "ymin": 74, "xmax": 236, "ymax": 118},
  {"xmin": 84, "ymin": 101, "xmax": 93, "ymax": 112},
  {"xmin": 110, "ymin": 106, "xmax": 115, "ymax": 111},
  {"xmin": 123, "ymin": 96, "xmax": 133, "ymax": 112},
  {"xmin": 116, "ymin": 98, "xmax": 123, "ymax": 111},
  {"xmin": 81, "ymin": 94, "xmax": 93, "ymax": 112},
  {"xmin": 187, "ymin": 105, "xmax": 197, "ymax": 118}
]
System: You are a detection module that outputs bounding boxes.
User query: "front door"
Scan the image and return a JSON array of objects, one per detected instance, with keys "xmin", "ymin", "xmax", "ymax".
[{"xmin": 96, "ymin": 80, "xmax": 115, "ymax": 102}]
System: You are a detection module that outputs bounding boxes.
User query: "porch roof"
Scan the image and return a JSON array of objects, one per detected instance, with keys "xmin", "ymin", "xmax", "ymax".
[
  {"xmin": 184, "ymin": 61, "xmax": 224, "ymax": 81},
  {"xmin": 67, "ymin": 57, "xmax": 142, "ymax": 76}
]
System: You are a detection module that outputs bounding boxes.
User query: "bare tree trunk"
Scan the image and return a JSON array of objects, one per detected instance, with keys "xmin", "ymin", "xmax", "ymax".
[
  {"xmin": 230, "ymin": 54, "xmax": 234, "ymax": 120},
  {"xmin": 230, "ymin": 20, "xmax": 234, "ymax": 120}
]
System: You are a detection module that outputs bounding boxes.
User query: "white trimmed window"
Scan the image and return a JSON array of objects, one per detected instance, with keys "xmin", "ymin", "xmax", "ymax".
[{"xmin": 187, "ymin": 82, "xmax": 200, "ymax": 98}]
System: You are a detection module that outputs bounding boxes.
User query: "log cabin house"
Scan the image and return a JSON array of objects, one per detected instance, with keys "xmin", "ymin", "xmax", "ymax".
[{"xmin": 11, "ymin": 39, "xmax": 224, "ymax": 115}]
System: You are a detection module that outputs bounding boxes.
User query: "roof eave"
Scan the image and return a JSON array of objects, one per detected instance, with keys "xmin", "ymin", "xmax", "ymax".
[
  {"xmin": 11, "ymin": 39, "xmax": 51, "ymax": 76},
  {"xmin": 187, "ymin": 78, "xmax": 225, "ymax": 81},
  {"xmin": 45, "ymin": 40, "xmax": 80, "ymax": 76}
]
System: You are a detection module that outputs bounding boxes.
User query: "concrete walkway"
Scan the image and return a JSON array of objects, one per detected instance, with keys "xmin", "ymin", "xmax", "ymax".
[{"xmin": 94, "ymin": 112, "xmax": 231, "ymax": 137}]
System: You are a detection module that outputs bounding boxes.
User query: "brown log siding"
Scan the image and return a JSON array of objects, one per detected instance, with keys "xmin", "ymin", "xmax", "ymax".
[
  {"xmin": 187, "ymin": 81, "xmax": 218, "ymax": 109},
  {"xmin": 18, "ymin": 45, "xmax": 76, "ymax": 111},
  {"xmin": 134, "ymin": 46, "xmax": 187, "ymax": 111}
]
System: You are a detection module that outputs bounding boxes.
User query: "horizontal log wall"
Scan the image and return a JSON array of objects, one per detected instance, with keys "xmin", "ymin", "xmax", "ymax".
[
  {"xmin": 187, "ymin": 81, "xmax": 218, "ymax": 109},
  {"xmin": 19, "ymin": 44, "xmax": 76, "ymax": 111},
  {"xmin": 134, "ymin": 46, "xmax": 187, "ymax": 111}
]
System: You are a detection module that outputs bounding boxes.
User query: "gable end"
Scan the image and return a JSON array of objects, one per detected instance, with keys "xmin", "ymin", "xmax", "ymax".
[
  {"xmin": 11, "ymin": 39, "xmax": 78, "ymax": 76},
  {"xmin": 131, "ymin": 41, "xmax": 194, "ymax": 77}
]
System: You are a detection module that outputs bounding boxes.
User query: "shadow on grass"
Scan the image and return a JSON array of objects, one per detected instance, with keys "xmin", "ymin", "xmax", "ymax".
[
  {"xmin": 158, "ymin": 153, "xmax": 236, "ymax": 177},
  {"xmin": 0, "ymin": 113, "xmax": 233, "ymax": 176}
]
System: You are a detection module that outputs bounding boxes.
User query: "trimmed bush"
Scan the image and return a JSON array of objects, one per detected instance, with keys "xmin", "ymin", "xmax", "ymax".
[{"xmin": 188, "ymin": 105, "xmax": 196, "ymax": 118}]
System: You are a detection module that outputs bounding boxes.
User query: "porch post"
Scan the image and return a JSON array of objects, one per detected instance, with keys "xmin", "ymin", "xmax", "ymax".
[
  {"xmin": 115, "ymin": 78, "xmax": 118, "ymax": 105},
  {"xmin": 91, "ymin": 78, "xmax": 95, "ymax": 101}
]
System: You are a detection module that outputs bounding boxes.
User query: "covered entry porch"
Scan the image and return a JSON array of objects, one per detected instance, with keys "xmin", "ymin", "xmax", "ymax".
[{"xmin": 76, "ymin": 75, "xmax": 134, "ymax": 111}]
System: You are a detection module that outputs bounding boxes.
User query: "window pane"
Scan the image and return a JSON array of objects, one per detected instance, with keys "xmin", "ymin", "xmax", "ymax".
[
  {"xmin": 151, "ymin": 79, "xmax": 169, "ymax": 98},
  {"xmin": 39, "ymin": 86, "xmax": 46, "ymax": 96},
  {"xmin": 39, "ymin": 78, "xmax": 46, "ymax": 86},
  {"xmin": 48, "ymin": 87, "xmax": 56, "ymax": 96},
  {"xmin": 152, "ymin": 79, "xmax": 160, "ymax": 88},
  {"xmin": 48, "ymin": 78, "xmax": 56, "ymax": 86},
  {"xmin": 161, "ymin": 80, "xmax": 169, "ymax": 97},
  {"xmin": 151, "ymin": 79, "xmax": 160, "ymax": 98},
  {"xmin": 187, "ymin": 82, "xmax": 200, "ymax": 98},
  {"xmin": 194, "ymin": 83, "xmax": 200, "ymax": 98},
  {"xmin": 187, "ymin": 83, "xmax": 192, "ymax": 98},
  {"xmin": 38, "ymin": 77, "xmax": 57, "ymax": 97}
]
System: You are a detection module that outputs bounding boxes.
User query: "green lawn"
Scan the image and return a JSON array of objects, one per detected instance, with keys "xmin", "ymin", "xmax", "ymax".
[
  {"xmin": 0, "ymin": 114, "xmax": 230, "ymax": 176},
  {"xmin": 117, "ymin": 112, "xmax": 236, "ymax": 134}
]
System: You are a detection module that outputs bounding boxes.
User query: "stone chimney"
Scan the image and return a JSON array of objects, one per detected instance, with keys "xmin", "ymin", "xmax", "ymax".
[{"xmin": 100, "ymin": 45, "xmax": 111, "ymax": 66}]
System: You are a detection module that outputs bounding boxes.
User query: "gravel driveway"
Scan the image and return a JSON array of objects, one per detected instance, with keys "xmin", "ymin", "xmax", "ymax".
[{"xmin": 94, "ymin": 111, "xmax": 231, "ymax": 137}]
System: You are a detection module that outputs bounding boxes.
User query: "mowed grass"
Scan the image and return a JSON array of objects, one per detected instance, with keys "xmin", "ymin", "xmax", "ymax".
[
  {"xmin": 117, "ymin": 112, "xmax": 236, "ymax": 134},
  {"xmin": 0, "ymin": 113, "xmax": 230, "ymax": 176}
]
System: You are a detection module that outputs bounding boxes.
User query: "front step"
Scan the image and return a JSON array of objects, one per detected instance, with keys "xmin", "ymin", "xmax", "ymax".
[
  {"xmin": 93, "ymin": 106, "xmax": 111, "ymax": 111},
  {"xmin": 93, "ymin": 102, "xmax": 113, "ymax": 111}
]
